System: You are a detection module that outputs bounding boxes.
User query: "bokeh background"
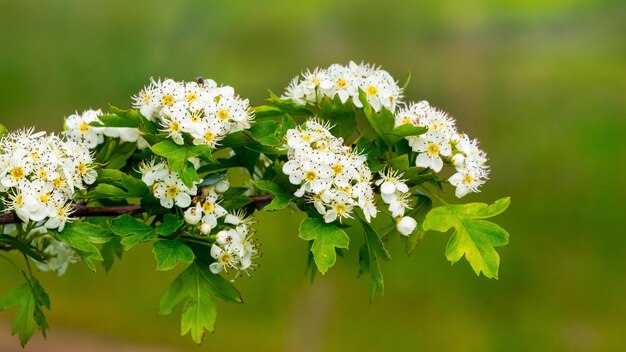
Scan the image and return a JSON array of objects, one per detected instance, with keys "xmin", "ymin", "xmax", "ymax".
[{"xmin": 1, "ymin": 0, "xmax": 625, "ymax": 351}]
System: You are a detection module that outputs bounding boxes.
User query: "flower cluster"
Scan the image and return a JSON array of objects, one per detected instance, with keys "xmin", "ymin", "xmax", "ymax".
[
  {"xmin": 138, "ymin": 158, "xmax": 199, "ymax": 209},
  {"xmin": 183, "ymin": 183, "xmax": 230, "ymax": 235},
  {"xmin": 132, "ymin": 78, "xmax": 253, "ymax": 148},
  {"xmin": 0, "ymin": 129, "xmax": 96, "ymax": 230},
  {"xmin": 209, "ymin": 211, "xmax": 259, "ymax": 278},
  {"xmin": 395, "ymin": 101, "xmax": 490, "ymax": 198},
  {"xmin": 283, "ymin": 119, "xmax": 377, "ymax": 223},
  {"xmin": 282, "ymin": 61, "xmax": 402, "ymax": 112},
  {"xmin": 64, "ymin": 109, "xmax": 143, "ymax": 148},
  {"xmin": 375, "ymin": 169, "xmax": 417, "ymax": 236}
]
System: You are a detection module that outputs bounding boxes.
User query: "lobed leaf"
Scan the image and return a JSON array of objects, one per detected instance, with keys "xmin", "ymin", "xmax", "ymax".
[
  {"xmin": 299, "ymin": 218, "xmax": 350, "ymax": 274},
  {"xmin": 423, "ymin": 197, "xmax": 510, "ymax": 278},
  {"xmin": 159, "ymin": 262, "xmax": 242, "ymax": 344}
]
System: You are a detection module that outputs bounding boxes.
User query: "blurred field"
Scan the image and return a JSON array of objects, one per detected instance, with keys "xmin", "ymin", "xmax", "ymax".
[{"xmin": 1, "ymin": 0, "xmax": 625, "ymax": 351}]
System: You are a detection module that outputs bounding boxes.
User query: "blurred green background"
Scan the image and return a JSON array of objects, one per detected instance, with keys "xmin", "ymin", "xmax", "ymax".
[{"xmin": 1, "ymin": 0, "xmax": 625, "ymax": 351}]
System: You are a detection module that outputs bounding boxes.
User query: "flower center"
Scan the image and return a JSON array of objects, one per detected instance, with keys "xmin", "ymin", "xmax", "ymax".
[
  {"xmin": 142, "ymin": 93, "xmax": 152, "ymax": 105},
  {"xmin": 335, "ymin": 203, "xmax": 347, "ymax": 216},
  {"xmin": 161, "ymin": 94, "xmax": 174, "ymax": 106},
  {"xmin": 10, "ymin": 167, "xmax": 25, "ymax": 180},
  {"xmin": 204, "ymin": 131, "xmax": 216, "ymax": 143},
  {"xmin": 426, "ymin": 143, "xmax": 440, "ymax": 156},
  {"xmin": 336, "ymin": 78, "xmax": 347, "ymax": 88},
  {"xmin": 366, "ymin": 85, "xmax": 378, "ymax": 96},
  {"xmin": 165, "ymin": 185, "xmax": 179, "ymax": 198},
  {"xmin": 217, "ymin": 109, "xmax": 230, "ymax": 121},
  {"xmin": 39, "ymin": 192, "xmax": 51, "ymax": 205},
  {"xmin": 186, "ymin": 92, "xmax": 198, "ymax": 103},
  {"xmin": 77, "ymin": 163, "xmax": 89, "ymax": 175},
  {"xmin": 332, "ymin": 164, "xmax": 343, "ymax": 175},
  {"xmin": 305, "ymin": 170, "xmax": 317, "ymax": 181},
  {"xmin": 462, "ymin": 174, "xmax": 475, "ymax": 185},
  {"xmin": 168, "ymin": 121, "xmax": 180, "ymax": 132},
  {"xmin": 202, "ymin": 201, "xmax": 215, "ymax": 213},
  {"xmin": 218, "ymin": 252, "xmax": 233, "ymax": 265},
  {"xmin": 53, "ymin": 177, "xmax": 64, "ymax": 188},
  {"xmin": 78, "ymin": 122, "xmax": 90, "ymax": 133}
]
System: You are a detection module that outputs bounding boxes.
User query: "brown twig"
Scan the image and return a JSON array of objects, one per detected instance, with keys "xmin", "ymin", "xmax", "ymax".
[{"xmin": 0, "ymin": 194, "xmax": 275, "ymax": 225}]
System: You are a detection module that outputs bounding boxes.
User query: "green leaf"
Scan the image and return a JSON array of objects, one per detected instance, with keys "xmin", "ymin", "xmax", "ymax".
[
  {"xmin": 105, "ymin": 142, "xmax": 138, "ymax": 170},
  {"xmin": 150, "ymin": 140, "xmax": 211, "ymax": 188},
  {"xmin": 358, "ymin": 89, "xmax": 394, "ymax": 147},
  {"xmin": 111, "ymin": 214, "xmax": 183, "ymax": 249},
  {"xmin": 219, "ymin": 187, "xmax": 252, "ymax": 210},
  {"xmin": 100, "ymin": 237, "xmax": 123, "ymax": 272},
  {"xmin": 251, "ymin": 180, "xmax": 294, "ymax": 211},
  {"xmin": 0, "ymin": 235, "xmax": 45, "ymax": 262},
  {"xmin": 359, "ymin": 219, "xmax": 391, "ymax": 303},
  {"xmin": 91, "ymin": 113, "xmax": 141, "ymax": 128},
  {"xmin": 423, "ymin": 197, "xmax": 510, "ymax": 279},
  {"xmin": 386, "ymin": 124, "xmax": 427, "ymax": 145},
  {"xmin": 219, "ymin": 131, "xmax": 256, "ymax": 149},
  {"xmin": 56, "ymin": 222, "xmax": 113, "ymax": 271},
  {"xmin": 0, "ymin": 123, "xmax": 7, "ymax": 136},
  {"xmin": 249, "ymin": 120, "xmax": 280, "ymax": 146},
  {"xmin": 83, "ymin": 169, "xmax": 149, "ymax": 200},
  {"xmin": 403, "ymin": 194, "xmax": 433, "ymax": 256},
  {"xmin": 0, "ymin": 277, "xmax": 49, "ymax": 347},
  {"xmin": 111, "ymin": 214, "xmax": 155, "ymax": 249},
  {"xmin": 159, "ymin": 262, "xmax": 242, "ymax": 343},
  {"xmin": 386, "ymin": 154, "xmax": 410, "ymax": 172},
  {"xmin": 153, "ymin": 240, "xmax": 195, "ymax": 271},
  {"xmin": 319, "ymin": 96, "xmax": 357, "ymax": 140},
  {"xmin": 298, "ymin": 218, "xmax": 350, "ymax": 274}
]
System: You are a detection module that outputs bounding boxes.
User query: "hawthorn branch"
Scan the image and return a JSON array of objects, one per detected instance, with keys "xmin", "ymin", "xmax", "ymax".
[{"xmin": 0, "ymin": 194, "xmax": 275, "ymax": 225}]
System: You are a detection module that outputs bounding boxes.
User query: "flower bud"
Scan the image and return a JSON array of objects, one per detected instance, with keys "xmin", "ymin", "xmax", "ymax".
[
  {"xmin": 215, "ymin": 180, "xmax": 230, "ymax": 193},
  {"xmin": 396, "ymin": 216, "xmax": 417, "ymax": 236}
]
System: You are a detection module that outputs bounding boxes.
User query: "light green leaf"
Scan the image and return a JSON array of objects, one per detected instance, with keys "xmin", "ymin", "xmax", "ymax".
[
  {"xmin": 423, "ymin": 197, "xmax": 510, "ymax": 279},
  {"xmin": 159, "ymin": 262, "xmax": 242, "ymax": 344},
  {"xmin": 358, "ymin": 219, "xmax": 391, "ymax": 303},
  {"xmin": 0, "ymin": 123, "xmax": 7, "ymax": 136},
  {"xmin": 150, "ymin": 140, "xmax": 211, "ymax": 188},
  {"xmin": 56, "ymin": 222, "xmax": 113, "ymax": 271},
  {"xmin": 299, "ymin": 218, "xmax": 350, "ymax": 274},
  {"xmin": 153, "ymin": 240, "xmax": 195, "ymax": 271},
  {"xmin": 386, "ymin": 124, "xmax": 427, "ymax": 144},
  {"xmin": 251, "ymin": 180, "xmax": 294, "ymax": 211}
]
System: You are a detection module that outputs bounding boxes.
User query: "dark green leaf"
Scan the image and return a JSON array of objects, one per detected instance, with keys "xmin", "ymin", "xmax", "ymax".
[
  {"xmin": 0, "ymin": 278, "xmax": 49, "ymax": 347},
  {"xmin": 403, "ymin": 195, "xmax": 433, "ymax": 256},
  {"xmin": 319, "ymin": 96, "xmax": 357, "ymax": 140},
  {"xmin": 359, "ymin": 219, "xmax": 391, "ymax": 303},
  {"xmin": 251, "ymin": 180, "xmax": 294, "ymax": 211},
  {"xmin": 0, "ymin": 235, "xmax": 45, "ymax": 262}
]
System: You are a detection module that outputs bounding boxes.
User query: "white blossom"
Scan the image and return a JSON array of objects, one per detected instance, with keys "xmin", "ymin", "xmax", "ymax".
[
  {"xmin": 283, "ymin": 119, "xmax": 378, "ymax": 223},
  {"xmin": 0, "ymin": 128, "xmax": 94, "ymax": 230},
  {"xmin": 282, "ymin": 61, "xmax": 402, "ymax": 113}
]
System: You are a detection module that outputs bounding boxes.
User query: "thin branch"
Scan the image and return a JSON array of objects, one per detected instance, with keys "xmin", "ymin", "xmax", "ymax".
[{"xmin": 0, "ymin": 194, "xmax": 275, "ymax": 225}]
